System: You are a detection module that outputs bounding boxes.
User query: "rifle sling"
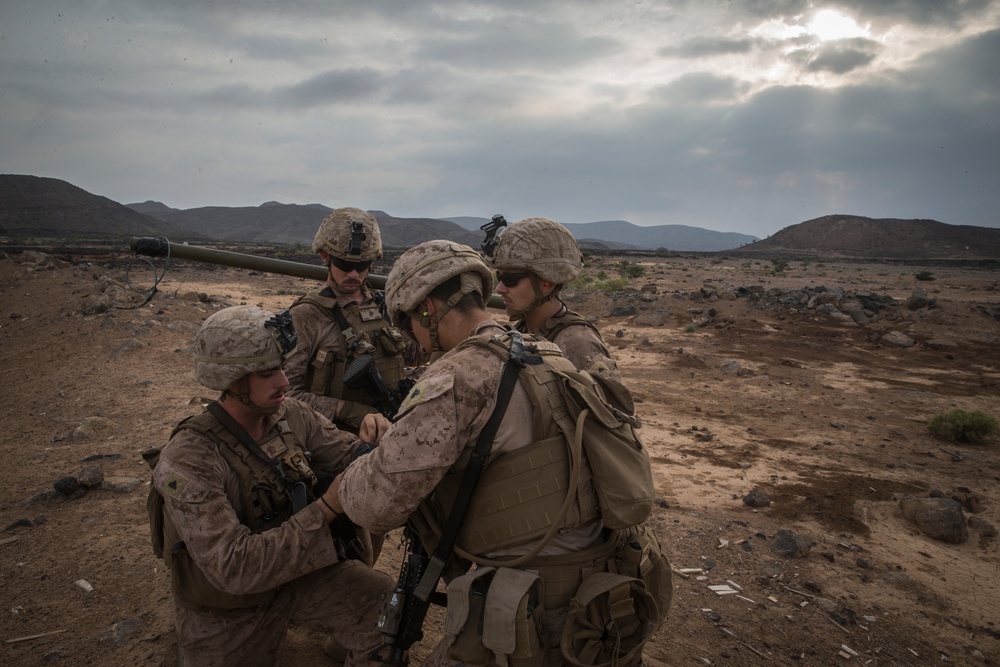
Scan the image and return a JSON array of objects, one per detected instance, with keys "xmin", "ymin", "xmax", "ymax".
[
  {"xmin": 206, "ymin": 401, "xmax": 309, "ymax": 514},
  {"xmin": 412, "ymin": 340, "xmax": 523, "ymax": 602}
]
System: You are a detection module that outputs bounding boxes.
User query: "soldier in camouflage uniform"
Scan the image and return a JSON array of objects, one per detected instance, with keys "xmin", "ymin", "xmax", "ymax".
[
  {"xmin": 485, "ymin": 217, "xmax": 621, "ymax": 382},
  {"xmin": 284, "ymin": 207, "xmax": 418, "ymax": 432},
  {"xmin": 148, "ymin": 305, "xmax": 393, "ymax": 667},
  {"xmin": 323, "ymin": 242, "xmax": 665, "ymax": 666}
]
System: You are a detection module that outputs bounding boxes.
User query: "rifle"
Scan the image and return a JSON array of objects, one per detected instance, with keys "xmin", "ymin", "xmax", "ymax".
[
  {"xmin": 370, "ymin": 527, "xmax": 445, "ymax": 665},
  {"xmin": 370, "ymin": 332, "xmax": 529, "ymax": 664},
  {"xmin": 342, "ymin": 353, "xmax": 415, "ymax": 419}
]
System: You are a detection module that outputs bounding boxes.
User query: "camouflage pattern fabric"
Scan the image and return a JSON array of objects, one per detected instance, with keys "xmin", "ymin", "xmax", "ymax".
[{"xmin": 153, "ymin": 397, "xmax": 392, "ymax": 666}]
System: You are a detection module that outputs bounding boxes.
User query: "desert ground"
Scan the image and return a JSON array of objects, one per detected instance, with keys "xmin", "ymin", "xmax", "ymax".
[{"xmin": 1, "ymin": 248, "xmax": 998, "ymax": 666}]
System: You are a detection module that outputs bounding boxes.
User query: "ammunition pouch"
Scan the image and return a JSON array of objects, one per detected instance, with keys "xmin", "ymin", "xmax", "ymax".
[
  {"xmin": 445, "ymin": 567, "xmax": 546, "ymax": 667},
  {"xmin": 560, "ymin": 572, "xmax": 657, "ymax": 667},
  {"xmin": 294, "ymin": 295, "xmax": 407, "ymax": 406}
]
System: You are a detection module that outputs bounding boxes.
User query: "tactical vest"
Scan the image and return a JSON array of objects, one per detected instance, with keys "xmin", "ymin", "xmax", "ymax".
[
  {"xmin": 401, "ymin": 333, "xmax": 667, "ymax": 666},
  {"xmin": 147, "ymin": 411, "xmax": 318, "ymax": 612},
  {"xmin": 415, "ymin": 332, "xmax": 602, "ymax": 564},
  {"xmin": 292, "ymin": 293, "xmax": 407, "ymax": 405}
]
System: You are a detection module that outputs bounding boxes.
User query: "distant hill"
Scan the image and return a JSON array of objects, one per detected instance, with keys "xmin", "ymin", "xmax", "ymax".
[
  {"xmin": 370, "ymin": 211, "xmax": 481, "ymax": 248},
  {"xmin": 0, "ymin": 175, "xmax": 200, "ymax": 241},
  {"xmin": 133, "ymin": 202, "xmax": 481, "ymax": 248},
  {"xmin": 735, "ymin": 214, "xmax": 1000, "ymax": 260},
  {"xmin": 443, "ymin": 216, "xmax": 758, "ymax": 252},
  {"xmin": 7, "ymin": 176, "xmax": 997, "ymax": 261},
  {"xmin": 135, "ymin": 202, "xmax": 335, "ymax": 246}
]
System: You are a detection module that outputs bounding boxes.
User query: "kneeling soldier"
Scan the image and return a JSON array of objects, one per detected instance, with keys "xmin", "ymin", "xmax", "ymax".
[{"xmin": 146, "ymin": 305, "xmax": 393, "ymax": 667}]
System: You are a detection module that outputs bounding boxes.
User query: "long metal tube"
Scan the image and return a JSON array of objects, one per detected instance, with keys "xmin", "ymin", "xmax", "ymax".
[{"xmin": 130, "ymin": 237, "xmax": 505, "ymax": 309}]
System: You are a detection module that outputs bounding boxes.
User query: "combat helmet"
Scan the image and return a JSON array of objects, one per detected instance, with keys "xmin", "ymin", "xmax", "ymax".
[
  {"xmin": 311, "ymin": 207, "xmax": 383, "ymax": 261},
  {"xmin": 193, "ymin": 305, "xmax": 296, "ymax": 390},
  {"xmin": 488, "ymin": 217, "xmax": 582, "ymax": 284},
  {"xmin": 385, "ymin": 241, "xmax": 494, "ymax": 355}
]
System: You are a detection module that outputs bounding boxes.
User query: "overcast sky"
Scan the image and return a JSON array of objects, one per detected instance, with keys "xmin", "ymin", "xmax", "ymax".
[{"xmin": 2, "ymin": 1, "xmax": 998, "ymax": 238}]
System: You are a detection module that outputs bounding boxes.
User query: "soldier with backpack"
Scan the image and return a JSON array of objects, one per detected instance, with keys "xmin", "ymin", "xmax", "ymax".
[
  {"xmin": 322, "ymin": 241, "xmax": 670, "ymax": 666},
  {"xmin": 484, "ymin": 217, "xmax": 622, "ymax": 382},
  {"xmin": 145, "ymin": 305, "xmax": 393, "ymax": 667}
]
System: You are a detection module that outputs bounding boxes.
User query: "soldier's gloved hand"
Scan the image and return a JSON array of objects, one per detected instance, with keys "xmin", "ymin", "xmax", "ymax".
[{"xmin": 336, "ymin": 400, "xmax": 380, "ymax": 431}]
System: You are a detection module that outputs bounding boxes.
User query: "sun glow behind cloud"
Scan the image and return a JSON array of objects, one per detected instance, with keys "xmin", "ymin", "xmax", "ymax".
[
  {"xmin": 808, "ymin": 9, "xmax": 870, "ymax": 41},
  {"xmin": 753, "ymin": 8, "xmax": 869, "ymax": 42}
]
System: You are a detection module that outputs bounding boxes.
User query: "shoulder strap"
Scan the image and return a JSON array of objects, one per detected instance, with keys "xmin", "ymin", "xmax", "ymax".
[
  {"xmin": 412, "ymin": 331, "xmax": 532, "ymax": 602},
  {"xmin": 537, "ymin": 310, "xmax": 601, "ymax": 342},
  {"xmin": 205, "ymin": 402, "xmax": 309, "ymax": 513}
]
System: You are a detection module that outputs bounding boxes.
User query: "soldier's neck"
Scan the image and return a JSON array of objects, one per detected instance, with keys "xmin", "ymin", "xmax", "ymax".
[
  {"xmin": 523, "ymin": 297, "xmax": 563, "ymax": 332},
  {"xmin": 218, "ymin": 397, "xmax": 269, "ymax": 441}
]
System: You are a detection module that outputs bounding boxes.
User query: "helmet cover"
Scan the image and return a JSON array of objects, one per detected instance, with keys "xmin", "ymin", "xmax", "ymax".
[
  {"xmin": 489, "ymin": 217, "xmax": 582, "ymax": 284},
  {"xmin": 193, "ymin": 305, "xmax": 287, "ymax": 390},
  {"xmin": 385, "ymin": 241, "xmax": 494, "ymax": 327},
  {"xmin": 311, "ymin": 207, "xmax": 383, "ymax": 261}
]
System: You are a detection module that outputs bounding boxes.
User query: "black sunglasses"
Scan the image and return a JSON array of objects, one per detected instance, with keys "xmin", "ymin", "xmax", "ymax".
[
  {"xmin": 329, "ymin": 256, "xmax": 373, "ymax": 273},
  {"xmin": 496, "ymin": 271, "xmax": 531, "ymax": 288}
]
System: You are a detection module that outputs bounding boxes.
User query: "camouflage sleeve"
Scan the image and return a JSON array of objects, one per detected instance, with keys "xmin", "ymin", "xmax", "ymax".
[
  {"xmin": 280, "ymin": 397, "xmax": 359, "ymax": 476},
  {"xmin": 552, "ymin": 324, "xmax": 622, "ymax": 383},
  {"xmin": 337, "ymin": 348, "xmax": 502, "ymax": 533},
  {"xmin": 283, "ymin": 302, "xmax": 345, "ymax": 421},
  {"xmin": 154, "ymin": 429, "xmax": 340, "ymax": 596}
]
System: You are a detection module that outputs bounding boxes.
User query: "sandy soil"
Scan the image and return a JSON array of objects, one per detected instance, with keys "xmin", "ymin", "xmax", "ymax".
[{"xmin": 0, "ymin": 250, "xmax": 998, "ymax": 666}]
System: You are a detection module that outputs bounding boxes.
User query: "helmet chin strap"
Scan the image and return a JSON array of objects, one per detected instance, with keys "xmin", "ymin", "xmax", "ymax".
[
  {"xmin": 223, "ymin": 378, "xmax": 280, "ymax": 417},
  {"xmin": 505, "ymin": 274, "xmax": 559, "ymax": 322},
  {"xmin": 425, "ymin": 272, "xmax": 484, "ymax": 356}
]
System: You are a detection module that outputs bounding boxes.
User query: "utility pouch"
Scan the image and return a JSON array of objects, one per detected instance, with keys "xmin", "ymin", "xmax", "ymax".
[
  {"xmin": 446, "ymin": 567, "xmax": 546, "ymax": 667},
  {"xmin": 307, "ymin": 348, "xmax": 337, "ymax": 395},
  {"xmin": 612, "ymin": 525, "xmax": 673, "ymax": 620},
  {"xmin": 560, "ymin": 572, "xmax": 658, "ymax": 667},
  {"xmin": 141, "ymin": 448, "xmax": 165, "ymax": 558},
  {"xmin": 379, "ymin": 327, "xmax": 404, "ymax": 356}
]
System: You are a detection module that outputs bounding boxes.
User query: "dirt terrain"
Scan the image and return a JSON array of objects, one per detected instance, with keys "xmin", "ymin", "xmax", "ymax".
[{"xmin": 1, "ymin": 249, "xmax": 998, "ymax": 666}]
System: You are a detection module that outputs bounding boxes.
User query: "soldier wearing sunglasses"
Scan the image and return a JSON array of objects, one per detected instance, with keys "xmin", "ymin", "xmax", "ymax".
[
  {"xmin": 284, "ymin": 208, "xmax": 419, "ymax": 434},
  {"xmin": 486, "ymin": 217, "xmax": 621, "ymax": 382}
]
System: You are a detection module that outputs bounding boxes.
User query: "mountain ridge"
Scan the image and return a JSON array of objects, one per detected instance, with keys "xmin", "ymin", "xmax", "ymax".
[{"xmin": 2, "ymin": 175, "xmax": 997, "ymax": 259}]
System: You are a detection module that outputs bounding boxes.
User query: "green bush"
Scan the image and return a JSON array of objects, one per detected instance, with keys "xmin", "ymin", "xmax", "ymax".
[
  {"xmin": 569, "ymin": 275, "xmax": 628, "ymax": 293},
  {"xmin": 915, "ymin": 271, "xmax": 936, "ymax": 281},
  {"xmin": 619, "ymin": 260, "xmax": 646, "ymax": 279},
  {"xmin": 928, "ymin": 409, "xmax": 1000, "ymax": 444}
]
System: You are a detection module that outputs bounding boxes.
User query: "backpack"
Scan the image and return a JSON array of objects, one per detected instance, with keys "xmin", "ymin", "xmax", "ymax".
[{"xmin": 466, "ymin": 332, "xmax": 654, "ymax": 530}]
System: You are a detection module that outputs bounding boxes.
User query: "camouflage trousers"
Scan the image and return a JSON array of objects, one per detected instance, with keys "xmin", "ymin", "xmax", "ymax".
[{"xmin": 174, "ymin": 559, "xmax": 393, "ymax": 667}]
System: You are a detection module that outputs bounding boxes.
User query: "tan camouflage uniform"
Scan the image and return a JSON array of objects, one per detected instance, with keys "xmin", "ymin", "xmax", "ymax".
[
  {"xmin": 154, "ymin": 397, "xmax": 393, "ymax": 667},
  {"xmin": 520, "ymin": 310, "xmax": 622, "ymax": 383},
  {"xmin": 284, "ymin": 283, "xmax": 388, "ymax": 422},
  {"xmin": 338, "ymin": 321, "xmax": 603, "ymax": 664}
]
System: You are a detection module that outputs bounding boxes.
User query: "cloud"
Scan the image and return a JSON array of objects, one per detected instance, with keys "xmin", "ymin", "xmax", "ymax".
[
  {"xmin": 653, "ymin": 73, "xmax": 750, "ymax": 105},
  {"xmin": 1, "ymin": 0, "xmax": 998, "ymax": 235},
  {"xmin": 798, "ymin": 38, "xmax": 881, "ymax": 74},
  {"xmin": 659, "ymin": 37, "xmax": 758, "ymax": 58},
  {"xmin": 831, "ymin": 0, "xmax": 994, "ymax": 26}
]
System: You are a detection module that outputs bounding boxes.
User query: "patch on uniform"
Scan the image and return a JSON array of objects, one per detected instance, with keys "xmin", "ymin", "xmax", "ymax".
[
  {"xmin": 589, "ymin": 360, "xmax": 612, "ymax": 378},
  {"xmin": 396, "ymin": 370, "xmax": 455, "ymax": 416},
  {"xmin": 261, "ymin": 430, "xmax": 289, "ymax": 458},
  {"xmin": 359, "ymin": 304, "xmax": 383, "ymax": 322},
  {"xmin": 163, "ymin": 471, "xmax": 188, "ymax": 498}
]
